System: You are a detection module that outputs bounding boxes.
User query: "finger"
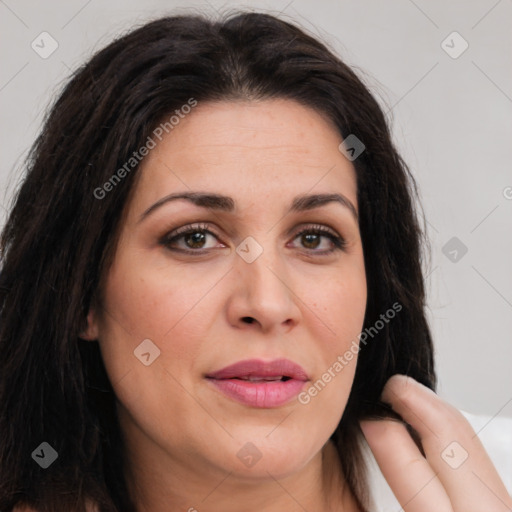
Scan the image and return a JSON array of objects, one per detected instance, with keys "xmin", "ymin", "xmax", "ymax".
[
  {"xmin": 382, "ymin": 374, "xmax": 512, "ymax": 512},
  {"xmin": 361, "ymin": 419, "xmax": 453, "ymax": 512}
]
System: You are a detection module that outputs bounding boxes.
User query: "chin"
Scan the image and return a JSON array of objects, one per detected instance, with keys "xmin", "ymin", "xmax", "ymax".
[
  {"xmin": 215, "ymin": 428, "xmax": 327, "ymax": 481},
  {"xmin": 231, "ymin": 452, "xmax": 313, "ymax": 481}
]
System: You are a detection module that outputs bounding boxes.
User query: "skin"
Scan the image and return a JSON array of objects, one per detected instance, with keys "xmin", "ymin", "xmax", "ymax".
[
  {"xmin": 362, "ymin": 375, "xmax": 512, "ymax": 512},
  {"xmin": 79, "ymin": 99, "xmax": 512, "ymax": 512},
  {"xmin": 84, "ymin": 98, "xmax": 367, "ymax": 511}
]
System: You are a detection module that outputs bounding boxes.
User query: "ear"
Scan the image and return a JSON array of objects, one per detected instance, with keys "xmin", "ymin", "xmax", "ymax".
[{"xmin": 79, "ymin": 307, "xmax": 100, "ymax": 341}]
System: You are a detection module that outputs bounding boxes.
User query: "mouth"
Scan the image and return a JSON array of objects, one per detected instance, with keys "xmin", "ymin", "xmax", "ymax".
[
  {"xmin": 230, "ymin": 375, "xmax": 293, "ymax": 381},
  {"xmin": 205, "ymin": 358, "xmax": 309, "ymax": 408}
]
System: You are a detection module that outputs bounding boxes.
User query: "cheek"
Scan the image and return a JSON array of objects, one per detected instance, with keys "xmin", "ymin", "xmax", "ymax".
[
  {"xmin": 307, "ymin": 264, "xmax": 367, "ymax": 348},
  {"xmin": 299, "ymin": 266, "xmax": 366, "ymax": 407},
  {"xmin": 96, "ymin": 257, "xmax": 219, "ymax": 446},
  {"xmin": 100, "ymin": 250, "xmax": 225, "ymax": 347},
  {"xmin": 296, "ymin": 278, "xmax": 365, "ymax": 432},
  {"xmin": 95, "ymin": 255, "xmax": 217, "ymax": 404}
]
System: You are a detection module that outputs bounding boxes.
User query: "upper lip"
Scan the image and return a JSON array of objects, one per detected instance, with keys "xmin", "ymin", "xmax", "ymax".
[{"xmin": 206, "ymin": 358, "xmax": 309, "ymax": 381}]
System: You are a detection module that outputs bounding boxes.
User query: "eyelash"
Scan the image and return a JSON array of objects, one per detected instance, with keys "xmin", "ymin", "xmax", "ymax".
[{"xmin": 160, "ymin": 222, "xmax": 347, "ymax": 255}]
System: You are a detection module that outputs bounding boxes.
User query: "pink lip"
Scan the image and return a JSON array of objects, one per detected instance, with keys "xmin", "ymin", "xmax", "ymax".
[{"xmin": 205, "ymin": 358, "xmax": 309, "ymax": 408}]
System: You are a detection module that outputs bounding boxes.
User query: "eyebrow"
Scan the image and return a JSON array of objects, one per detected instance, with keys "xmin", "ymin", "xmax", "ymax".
[{"xmin": 139, "ymin": 191, "xmax": 358, "ymax": 223}]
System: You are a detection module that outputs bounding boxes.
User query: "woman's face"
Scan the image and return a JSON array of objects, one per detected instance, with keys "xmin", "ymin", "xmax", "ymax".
[{"xmin": 86, "ymin": 98, "xmax": 367, "ymax": 484}]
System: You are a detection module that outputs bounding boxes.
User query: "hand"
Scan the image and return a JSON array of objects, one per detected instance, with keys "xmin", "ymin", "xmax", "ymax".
[{"xmin": 360, "ymin": 374, "xmax": 512, "ymax": 512}]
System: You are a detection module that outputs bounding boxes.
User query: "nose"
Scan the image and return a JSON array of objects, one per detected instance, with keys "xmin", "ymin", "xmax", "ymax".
[{"xmin": 225, "ymin": 240, "xmax": 301, "ymax": 335}]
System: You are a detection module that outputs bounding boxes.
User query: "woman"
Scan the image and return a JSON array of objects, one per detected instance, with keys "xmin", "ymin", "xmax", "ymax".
[{"xmin": 0, "ymin": 11, "xmax": 510, "ymax": 512}]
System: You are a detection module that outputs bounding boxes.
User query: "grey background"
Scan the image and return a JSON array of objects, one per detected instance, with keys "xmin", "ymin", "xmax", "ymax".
[{"xmin": 1, "ymin": 0, "xmax": 511, "ymax": 418}]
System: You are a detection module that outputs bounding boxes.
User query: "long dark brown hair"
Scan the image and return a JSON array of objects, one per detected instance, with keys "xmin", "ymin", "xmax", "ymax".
[{"xmin": 0, "ymin": 10, "xmax": 435, "ymax": 512}]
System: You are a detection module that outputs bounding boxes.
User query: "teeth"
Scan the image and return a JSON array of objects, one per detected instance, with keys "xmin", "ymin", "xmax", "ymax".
[{"xmin": 239, "ymin": 376, "xmax": 283, "ymax": 381}]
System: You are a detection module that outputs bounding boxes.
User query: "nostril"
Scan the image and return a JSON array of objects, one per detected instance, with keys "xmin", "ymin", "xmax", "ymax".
[{"xmin": 242, "ymin": 317, "xmax": 254, "ymax": 324}]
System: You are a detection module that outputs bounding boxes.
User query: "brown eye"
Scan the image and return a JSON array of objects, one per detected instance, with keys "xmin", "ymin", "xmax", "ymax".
[
  {"xmin": 161, "ymin": 223, "xmax": 226, "ymax": 254},
  {"xmin": 181, "ymin": 230, "xmax": 208, "ymax": 249},
  {"xmin": 300, "ymin": 232, "xmax": 322, "ymax": 249},
  {"xmin": 291, "ymin": 226, "xmax": 347, "ymax": 254}
]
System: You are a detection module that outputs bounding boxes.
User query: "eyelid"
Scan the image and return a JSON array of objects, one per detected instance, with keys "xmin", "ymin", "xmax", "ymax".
[
  {"xmin": 289, "ymin": 222, "xmax": 339, "ymax": 237},
  {"xmin": 160, "ymin": 222, "xmax": 225, "ymax": 246},
  {"xmin": 160, "ymin": 221, "xmax": 347, "ymax": 254},
  {"xmin": 290, "ymin": 223, "xmax": 347, "ymax": 251}
]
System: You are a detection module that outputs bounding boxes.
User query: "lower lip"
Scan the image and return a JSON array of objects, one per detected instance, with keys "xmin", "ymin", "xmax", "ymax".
[{"xmin": 206, "ymin": 378, "xmax": 307, "ymax": 408}]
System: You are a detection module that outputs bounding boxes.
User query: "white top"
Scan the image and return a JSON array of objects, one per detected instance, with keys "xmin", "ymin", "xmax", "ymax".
[{"xmin": 365, "ymin": 410, "xmax": 512, "ymax": 511}]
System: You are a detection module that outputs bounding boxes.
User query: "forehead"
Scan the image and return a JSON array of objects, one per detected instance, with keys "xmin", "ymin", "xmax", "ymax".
[
  {"xmin": 131, "ymin": 98, "xmax": 357, "ymax": 216},
  {"xmin": 151, "ymin": 99, "xmax": 344, "ymax": 162}
]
